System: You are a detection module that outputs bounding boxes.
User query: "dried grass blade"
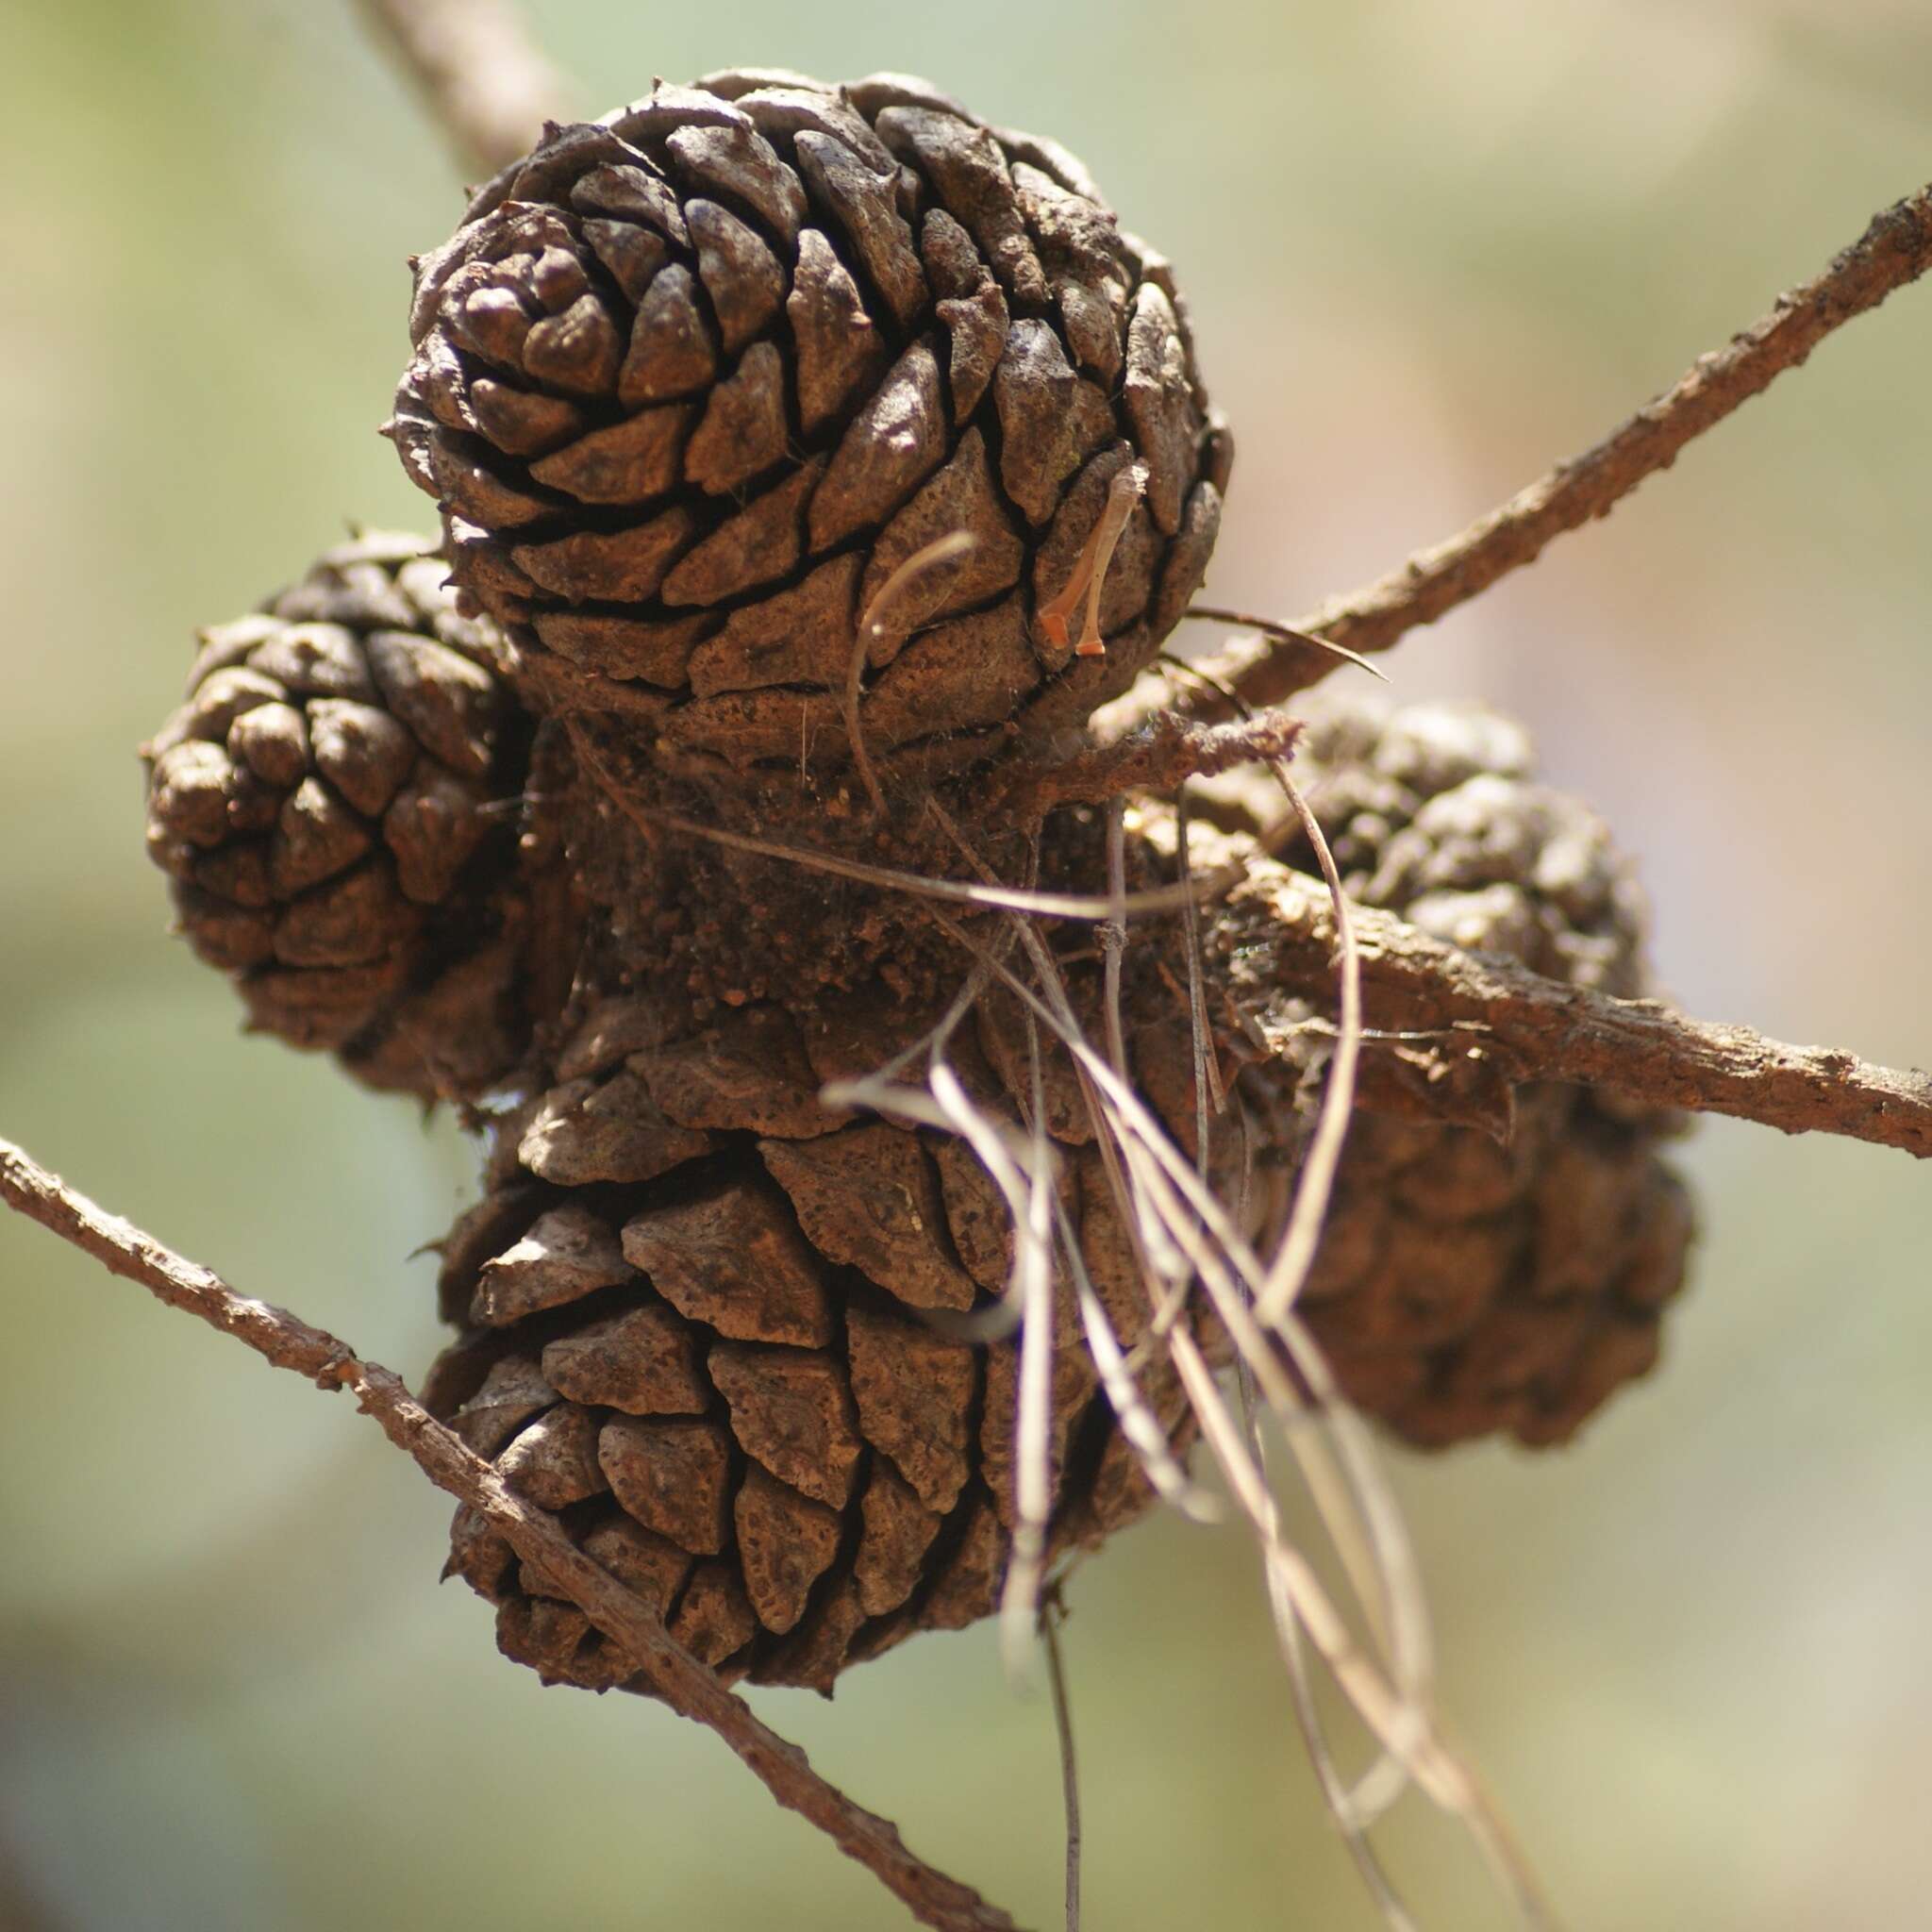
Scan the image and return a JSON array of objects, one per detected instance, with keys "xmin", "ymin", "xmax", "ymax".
[
  {"xmin": 1235, "ymin": 1362, "xmax": 1421, "ymax": 1929},
  {"xmin": 966, "ymin": 896, "xmax": 1445, "ymax": 1789},
  {"xmin": 844, "ymin": 530, "xmax": 978, "ymax": 813},
  {"xmin": 1041, "ymin": 1592, "xmax": 1083, "ymax": 1932},
  {"xmin": 1256, "ymin": 764, "xmax": 1362, "ymax": 1324},
  {"xmin": 998, "ymin": 1004, "xmax": 1062, "ymax": 1678}
]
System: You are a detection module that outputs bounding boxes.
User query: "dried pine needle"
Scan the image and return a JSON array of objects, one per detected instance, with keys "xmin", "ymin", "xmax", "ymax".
[
  {"xmin": 1255, "ymin": 762, "xmax": 1363, "ymax": 1322},
  {"xmin": 1182, "ymin": 605, "xmax": 1391, "ymax": 682},
  {"xmin": 1041, "ymin": 1589, "xmax": 1083, "ymax": 1932},
  {"xmin": 844, "ymin": 529, "xmax": 978, "ymax": 814}
]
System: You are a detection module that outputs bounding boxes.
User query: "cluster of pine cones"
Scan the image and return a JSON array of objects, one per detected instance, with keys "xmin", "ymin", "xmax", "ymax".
[{"xmin": 142, "ymin": 71, "xmax": 1691, "ymax": 1694}]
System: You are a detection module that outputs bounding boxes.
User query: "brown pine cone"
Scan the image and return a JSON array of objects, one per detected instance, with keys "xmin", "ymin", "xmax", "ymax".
[
  {"xmin": 421, "ymin": 701, "xmax": 1694, "ymax": 1695},
  {"xmin": 1205, "ymin": 692, "xmax": 1695, "ymax": 1449},
  {"xmin": 388, "ymin": 70, "xmax": 1227, "ymax": 784},
  {"xmin": 142, "ymin": 532, "xmax": 553, "ymax": 1100},
  {"xmin": 421, "ymin": 970, "xmax": 1220, "ymax": 1696}
]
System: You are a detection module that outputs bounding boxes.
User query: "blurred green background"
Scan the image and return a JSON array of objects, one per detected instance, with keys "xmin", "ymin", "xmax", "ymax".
[{"xmin": 3, "ymin": 0, "xmax": 1928, "ymax": 1925}]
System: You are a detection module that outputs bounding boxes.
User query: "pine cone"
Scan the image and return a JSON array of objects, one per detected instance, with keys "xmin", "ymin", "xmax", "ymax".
[
  {"xmin": 420, "ymin": 696, "xmax": 1692, "ymax": 1694},
  {"xmin": 142, "ymin": 532, "xmax": 550, "ymax": 1100},
  {"xmin": 388, "ymin": 70, "xmax": 1227, "ymax": 783},
  {"xmin": 423, "ymin": 982, "xmax": 1208, "ymax": 1695},
  {"xmin": 1205, "ymin": 693, "xmax": 1694, "ymax": 1449}
]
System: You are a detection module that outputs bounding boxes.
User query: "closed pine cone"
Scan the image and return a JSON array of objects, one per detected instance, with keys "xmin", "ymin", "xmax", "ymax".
[
  {"xmin": 423, "ymin": 971, "xmax": 1212, "ymax": 1696},
  {"xmin": 421, "ymin": 697, "xmax": 1692, "ymax": 1694},
  {"xmin": 142, "ymin": 532, "xmax": 554, "ymax": 1100},
  {"xmin": 1199, "ymin": 692, "xmax": 1694, "ymax": 1449},
  {"xmin": 388, "ymin": 70, "xmax": 1228, "ymax": 789}
]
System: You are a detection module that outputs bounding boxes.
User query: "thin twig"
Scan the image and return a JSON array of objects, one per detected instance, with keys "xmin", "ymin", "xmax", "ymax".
[
  {"xmin": 0, "ymin": 1137, "xmax": 1019, "ymax": 1932},
  {"xmin": 1115, "ymin": 178, "xmax": 1932, "ymax": 728},
  {"xmin": 988, "ymin": 711, "xmax": 1304, "ymax": 819},
  {"xmin": 1208, "ymin": 841, "xmax": 1932, "ymax": 1158},
  {"xmin": 351, "ymin": 0, "xmax": 566, "ymax": 177},
  {"xmin": 1040, "ymin": 1593, "xmax": 1082, "ymax": 1932}
]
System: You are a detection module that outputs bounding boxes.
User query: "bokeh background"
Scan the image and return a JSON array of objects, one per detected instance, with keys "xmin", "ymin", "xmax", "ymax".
[{"xmin": 3, "ymin": 1, "xmax": 1929, "ymax": 1925}]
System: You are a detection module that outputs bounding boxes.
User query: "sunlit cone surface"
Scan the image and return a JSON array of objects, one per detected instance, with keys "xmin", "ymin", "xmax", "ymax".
[
  {"xmin": 142, "ymin": 533, "xmax": 544, "ymax": 1099},
  {"xmin": 389, "ymin": 69, "xmax": 1229, "ymax": 781}
]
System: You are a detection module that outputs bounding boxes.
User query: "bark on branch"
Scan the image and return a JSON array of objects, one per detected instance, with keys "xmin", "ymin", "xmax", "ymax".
[
  {"xmin": 1212, "ymin": 851, "xmax": 1932, "ymax": 1160},
  {"xmin": 1117, "ymin": 177, "xmax": 1932, "ymax": 729},
  {"xmin": 352, "ymin": 0, "xmax": 565, "ymax": 177},
  {"xmin": 991, "ymin": 711, "xmax": 1304, "ymax": 817},
  {"xmin": 0, "ymin": 1138, "xmax": 1019, "ymax": 1932}
]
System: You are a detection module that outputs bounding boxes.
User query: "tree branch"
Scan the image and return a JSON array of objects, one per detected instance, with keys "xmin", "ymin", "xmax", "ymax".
[
  {"xmin": 0, "ymin": 1138, "xmax": 1019, "ymax": 1932},
  {"xmin": 991, "ymin": 711, "xmax": 1303, "ymax": 818},
  {"xmin": 1210, "ymin": 851, "xmax": 1932, "ymax": 1159},
  {"xmin": 1117, "ymin": 177, "xmax": 1932, "ymax": 731},
  {"xmin": 351, "ymin": 0, "xmax": 566, "ymax": 177}
]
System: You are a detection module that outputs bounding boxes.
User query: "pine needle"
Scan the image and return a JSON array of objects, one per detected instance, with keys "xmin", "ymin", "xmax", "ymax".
[
  {"xmin": 1041, "ymin": 1590, "xmax": 1083, "ymax": 1932},
  {"xmin": 844, "ymin": 530, "xmax": 978, "ymax": 814},
  {"xmin": 1256, "ymin": 766, "xmax": 1363, "ymax": 1324}
]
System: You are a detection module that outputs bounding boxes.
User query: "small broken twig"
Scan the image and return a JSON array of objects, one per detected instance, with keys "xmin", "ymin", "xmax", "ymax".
[{"xmin": 1039, "ymin": 462, "xmax": 1149, "ymax": 658}]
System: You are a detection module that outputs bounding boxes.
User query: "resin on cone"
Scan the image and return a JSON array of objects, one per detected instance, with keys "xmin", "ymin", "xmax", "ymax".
[{"xmin": 388, "ymin": 70, "xmax": 1229, "ymax": 784}]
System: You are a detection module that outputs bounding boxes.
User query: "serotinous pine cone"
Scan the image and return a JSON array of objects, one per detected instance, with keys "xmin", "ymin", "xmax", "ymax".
[
  {"xmin": 140, "ymin": 70, "xmax": 1697, "ymax": 1702},
  {"xmin": 142, "ymin": 532, "xmax": 566, "ymax": 1101},
  {"xmin": 388, "ymin": 68, "xmax": 1226, "ymax": 780},
  {"xmin": 419, "ymin": 691, "xmax": 1690, "ymax": 1694},
  {"xmin": 1194, "ymin": 694, "xmax": 1693, "ymax": 1451}
]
